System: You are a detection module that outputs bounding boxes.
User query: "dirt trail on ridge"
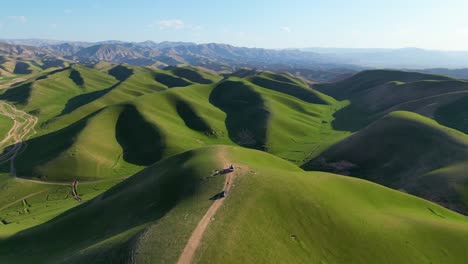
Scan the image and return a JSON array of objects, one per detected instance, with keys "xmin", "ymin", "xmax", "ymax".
[
  {"xmin": 0, "ymin": 101, "xmax": 38, "ymax": 176},
  {"xmin": 177, "ymin": 148, "xmax": 243, "ymax": 264}
]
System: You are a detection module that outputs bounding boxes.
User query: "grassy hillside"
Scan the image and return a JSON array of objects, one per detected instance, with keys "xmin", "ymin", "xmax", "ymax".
[
  {"xmin": 0, "ymin": 173, "xmax": 122, "ymax": 238},
  {"xmin": 0, "ymin": 146, "xmax": 467, "ymax": 263},
  {"xmin": 315, "ymin": 70, "xmax": 468, "ymax": 132},
  {"xmin": 0, "ymin": 115, "xmax": 13, "ymax": 141},
  {"xmin": 303, "ymin": 111, "xmax": 468, "ymax": 213},
  {"xmin": 1, "ymin": 66, "xmax": 348, "ymax": 180},
  {"xmin": 434, "ymin": 94, "xmax": 468, "ymax": 133},
  {"xmin": 0, "ymin": 146, "xmax": 227, "ymax": 263}
]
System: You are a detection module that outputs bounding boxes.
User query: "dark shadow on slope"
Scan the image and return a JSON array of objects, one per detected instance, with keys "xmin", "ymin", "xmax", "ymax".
[
  {"xmin": 69, "ymin": 69, "xmax": 84, "ymax": 87},
  {"xmin": 175, "ymin": 99, "xmax": 212, "ymax": 134},
  {"xmin": 249, "ymin": 76, "xmax": 328, "ymax": 104},
  {"xmin": 58, "ymin": 82, "xmax": 121, "ymax": 116},
  {"xmin": 169, "ymin": 67, "xmax": 213, "ymax": 84},
  {"xmin": 115, "ymin": 105, "xmax": 165, "ymax": 166},
  {"xmin": 0, "ymin": 150, "xmax": 202, "ymax": 263},
  {"xmin": 0, "ymin": 82, "xmax": 32, "ymax": 105},
  {"xmin": 154, "ymin": 72, "xmax": 192, "ymax": 88},
  {"xmin": 41, "ymin": 59, "xmax": 66, "ymax": 70},
  {"xmin": 13, "ymin": 62, "xmax": 32, "ymax": 74},
  {"xmin": 331, "ymin": 104, "xmax": 376, "ymax": 132},
  {"xmin": 434, "ymin": 95, "xmax": 468, "ymax": 134},
  {"xmin": 209, "ymin": 80, "xmax": 269, "ymax": 150},
  {"xmin": 303, "ymin": 112, "xmax": 468, "ymax": 214},
  {"xmin": 0, "ymin": 112, "xmax": 96, "ymax": 177},
  {"xmin": 108, "ymin": 65, "xmax": 134, "ymax": 82},
  {"xmin": 35, "ymin": 67, "xmax": 71, "ymax": 81}
]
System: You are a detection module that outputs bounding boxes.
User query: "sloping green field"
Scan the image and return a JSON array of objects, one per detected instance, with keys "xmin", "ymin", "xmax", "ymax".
[
  {"xmin": 0, "ymin": 115, "xmax": 13, "ymax": 141},
  {"xmin": 304, "ymin": 111, "xmax": 468, "ymax": 213},
  {"xmin": 0, "ymin": 66, "xmax": 467, "ymax": 263},
  {"xmin": 0, "ymin": 146, "xmax": 467, "ymax": 263},
  {"xmin": 0, "ymin": 67, "xmax": 348, "ymax": 180}
]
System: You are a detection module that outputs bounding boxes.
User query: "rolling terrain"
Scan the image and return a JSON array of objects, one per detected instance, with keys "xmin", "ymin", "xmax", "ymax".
[
  {"xmin": 0, "ymin": 65, "xmax": 348, "ymax": 181},
  {"xmin": 0, "ymin": 64, "xmax": 467, "ymax": 263},
  {"xmin": 0, "ymin": 41, "xmax": 358, "ymax": 83},
  {"xmin": 0, "ymin": 146, "xmax": 467, "ymax": 263}
]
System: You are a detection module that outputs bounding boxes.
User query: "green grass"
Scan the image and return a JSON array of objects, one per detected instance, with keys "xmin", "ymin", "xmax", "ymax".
[
  {"xmin": 1, "ymin": 146, "xmax": 466, "ymax": 263},
  {"xmin": 196, "ymin": 146, "xmax": 468, "ymax": 264},
  {"xmin": 0, "ymin": 146, "xmax": 227, "ymax": 263},
  {"xmin": 304, "ymin": 111, "xmax": 468, "ymax": 213},
  {"xmin": 434, "ymin": 93, "xmax": 468, "ymax": 133},
  {"xmin": 0, "ymin": 115, "xmax": 13, "ymax": 142},
  {"xmin": 0, "ymin": 66, "xmax": 352, "ymax": 180},
  {"xmin": 315, "ymin": 70, "xmax": 468, "ymax": 132},
  {"xmin": 0, "ymin": 173, "xmax": 122, "ymax": 238}
]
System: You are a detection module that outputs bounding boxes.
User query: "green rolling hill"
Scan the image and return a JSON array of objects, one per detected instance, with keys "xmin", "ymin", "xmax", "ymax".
[
  {"xmin": 0, "ymin": 65, "xmax": 468, "ymax": 263},
  {"xmin": 0, "ymin": 66, "xmax": 348, "ymax": 181},
  {"xmin": 0, "ymin": 146, "xmax": 467, "ymax": 263},
  {"xmin": 315, "ymin": 70, "xmax": 468, "ymax": 132},
  {"xmin": 303, "ymin": 111, "xmax": 468, "ymax": 213}
]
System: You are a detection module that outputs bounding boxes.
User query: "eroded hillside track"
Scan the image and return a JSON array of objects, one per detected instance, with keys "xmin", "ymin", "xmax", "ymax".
[
  {"xmin": 177, "ymin": 149, "xmax": 244, "ymax": 264},
  {"xmin": 0, "ymin": 101, "xmax": 38, "ymax": 176}
]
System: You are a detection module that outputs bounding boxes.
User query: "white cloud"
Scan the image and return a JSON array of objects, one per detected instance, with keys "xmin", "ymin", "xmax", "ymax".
[
  {"xmin": 157, "ymin": 19, "xmax": 185, "ymax": 30},
  {"xmin": 64, "ymin": 9, "xmax": 72, "ymax": 14},
  {"xmin": 280, "ymin": 26, "xmax": 291, "ymax": 33},
  {"xmin": 8, "ymin": 16, "xmax": 28, "ymax": 23},
  {"xmin": 49, "ymin": 23, "xmax": 58, "ymax": 29}
]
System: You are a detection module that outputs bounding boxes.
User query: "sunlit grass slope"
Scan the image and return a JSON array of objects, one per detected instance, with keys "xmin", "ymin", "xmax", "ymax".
[
  {"xmin": 315, "ymin": 70, "xmax": 468, "ymax": 132},
  {"xmin": 304, "ymin": 111, "xmax": 468, "ymax": 213},
  {"xmin": 1, "ymin": 66, "xmax": 349, "ymax": 180},
  {"xmin": 1, "ymin": 146, "xmax": 467, "ymax": 263}
]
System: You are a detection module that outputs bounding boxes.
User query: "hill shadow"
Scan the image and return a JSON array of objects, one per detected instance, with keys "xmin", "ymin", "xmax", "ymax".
[
  {"xmin": 331, "ymin": 104, "xmax": 374, "ymax": 132},
  {"xmin": 58, "ymin": 82, "xmax": 121, "ymax": 116},
  {"xmin": 69, "ymin": 69, "xmax": 84, "ymax": 87},
  {"xmin": 434, "ymin": 94, "xmax": 468, "ymax": 133},
  {"xmin": 175, "ymin": 99, "xmax": 212, "ymax": 134},
  {"xmin": 0, "ymin": 112, "xmax": 94, "ymax": 177},
  {"xmin": 13, "ymin": 62, "xmax": 32, "ymax": 74},
  {"xmin": 108, "ymin": 65, "xmax": 134, "ymax": 82},
  {"xmin": 154, "ymin": 73, "xmax": 192, "ymax": 88},
  {"xmin": 169, "ymin": 67, "xmax": 213, "ymax": 84},
  {"xmin": 0, "ymin": 82, "xmax": 32, "ymax": 105},
  {"xmin": 249, "ymin": 76, "xmax": 327, "ymax": 104},
  {"xmin": 115, "ymin": 105, "xmax": 165, "ymax": 166},
  {"xmin": 41, "ymin": 59, "xmax": 66, "ymax": 70},
  {"xmin": 35, "ymin": 67, "xmax": 71, "ymax": 81},
  {"xmin": 0, "ymin": 150, "xmax": 202, "ymax": 262},
  {"xmin": 209, "ymin": 80, "xmax": 269, "ymax": 150}
]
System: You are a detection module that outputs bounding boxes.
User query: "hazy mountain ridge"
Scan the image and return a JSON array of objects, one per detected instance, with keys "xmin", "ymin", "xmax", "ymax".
[
  {"xmin": 303, "ymin": 47, "xmax": 468, "ymax": 69},
  {"xmin": 0, "ymin": 40, "xmax": 359, "ymax": 82}
]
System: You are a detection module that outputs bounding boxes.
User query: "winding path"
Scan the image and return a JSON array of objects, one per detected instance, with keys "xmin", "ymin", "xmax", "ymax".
[
  {"xmin": 177, "ymin": 149, "xmax": 241, "ymax": 264},
  {"xmin": 0, "ymin": 101, "xmax": 38, "ymax": 176}
]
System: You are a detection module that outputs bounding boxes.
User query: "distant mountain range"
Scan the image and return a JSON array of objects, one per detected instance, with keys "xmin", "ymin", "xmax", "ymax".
[
  {"xmin": 0, "ymin": 39, "xmax": 350, "ymax": 68},
  {"xmin": 302, "ymin": 47, "xmax": 468, "ymax": 69},
  {"xmin": 2, "ymin": 39, "xmax": 468, "ymax": 81}
]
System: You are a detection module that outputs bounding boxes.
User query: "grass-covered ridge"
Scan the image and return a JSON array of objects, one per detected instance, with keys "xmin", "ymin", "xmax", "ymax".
[
  {"xmin": 315, "ymin": 70, "xmax": 468, "ymax": 132},
  {"xmin": 304, "ymin": 111, "xmax": 468, "ymax": 213},
  {"xmin": 1, "ymin": 65, "xmax": 348, "ymax": 180},
  {"xmin": 1, "ymin": 146, "xmax": 467, "ymax": 263},
  {"xmin": 1, "ymin": 65, "xmax": 468, "ymax": 263}
]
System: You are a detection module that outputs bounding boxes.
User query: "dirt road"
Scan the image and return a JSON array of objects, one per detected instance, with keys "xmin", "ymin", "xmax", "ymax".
[
  {"xmin": 177, "ymin": 150, "xmax": 241, "ymax": 264},
  {"xmin": 0, "ymin": 101, "xmax": 38, "ymax": 176}
]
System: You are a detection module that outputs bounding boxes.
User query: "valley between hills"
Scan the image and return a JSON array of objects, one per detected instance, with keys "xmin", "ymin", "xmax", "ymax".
[{"xmin": 0, "ymin": 59, "xmax": 467, "ymax": 263}]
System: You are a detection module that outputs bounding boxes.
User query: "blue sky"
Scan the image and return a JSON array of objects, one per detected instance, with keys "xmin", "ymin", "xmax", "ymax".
[{"xmin": 1, "ymin": 0, "xmax": 468, "ymax": 50}]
